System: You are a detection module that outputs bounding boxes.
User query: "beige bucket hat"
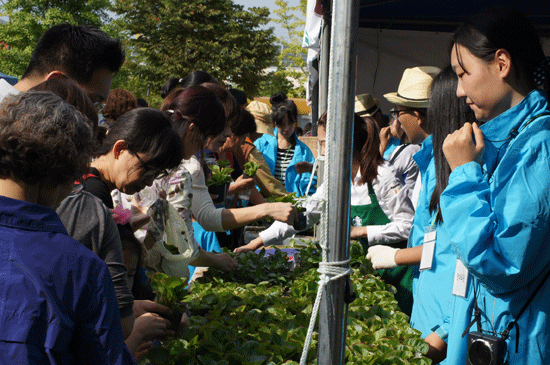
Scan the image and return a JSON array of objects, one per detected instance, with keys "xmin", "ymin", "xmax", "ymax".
[
  {"xmin": 384, "ymin": 66, "xmax": 442, "ymax": 108},
  {"xmin": 246, "ymin": 100, "xmax": 273, "ymax": 136},
  {"xmin": 355, "ymin": 93, "xmax": 380, "ymax": 117}
]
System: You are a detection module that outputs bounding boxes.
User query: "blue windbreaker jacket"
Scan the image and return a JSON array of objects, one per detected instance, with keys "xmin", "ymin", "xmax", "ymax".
[
  {"xmin": 440, "ymin": 89, "xmax": 550, "ymax": 364},
  {"xmin": 254, "ymin": 128, "xmax": 317, "ymax": 196}
]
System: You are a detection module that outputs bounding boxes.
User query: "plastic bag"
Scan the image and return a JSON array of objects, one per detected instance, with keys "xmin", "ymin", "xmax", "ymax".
[{"xmin": 143, "ymin": 198, "xmax": 199, "ymax": 280}]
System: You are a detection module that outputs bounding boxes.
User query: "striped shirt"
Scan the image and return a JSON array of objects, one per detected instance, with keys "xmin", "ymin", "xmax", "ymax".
[{"xmin": 275, "ymin": 146, "xmax": 295, "ymax": 184}]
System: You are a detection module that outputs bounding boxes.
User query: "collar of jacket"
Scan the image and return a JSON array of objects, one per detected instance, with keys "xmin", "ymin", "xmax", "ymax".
[
  {"xmin": 413, "ymin": 134, "xmax": 434, "ymax": 173},
  {"xmin": 0, "ymin": 195, "xmax": 67, "ymax": 234},
  {"xmin": 480, "ymin": 89, "xmax": 549, "ymax": 179}
]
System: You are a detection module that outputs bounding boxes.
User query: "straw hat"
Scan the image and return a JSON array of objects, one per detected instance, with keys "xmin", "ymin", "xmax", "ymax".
[
  {"xmin": 384, "ymin": 66, "xmax": 442, "ymax": 108},
  {"xmin": 355, "ymin": 93, "xmax": 380, "ymax": 117},
  {"xmin": 246, "ymin": 100, "xmax": 273, "ymax": 136}
]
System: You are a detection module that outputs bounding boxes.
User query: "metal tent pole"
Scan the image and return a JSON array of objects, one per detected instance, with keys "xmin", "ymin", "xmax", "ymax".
[
  {"xmin": 316, "ymin": 0, "xmax": 359, "ymax": 364},
  {"xmin": 318, "ymin": 6, "xmax": 331, "ymax": 120}
]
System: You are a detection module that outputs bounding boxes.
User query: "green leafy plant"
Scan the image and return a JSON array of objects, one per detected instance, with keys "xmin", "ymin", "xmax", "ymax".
[
  {"xmin": 217, "ymin": 159, "xmax": 231, "ymax": 168},
  {"xmin": 266, "ymin": 192, "xmax": 306, "ymax": 213},
  {"xmin": 144, "ymin": 241, "xmax": 431, "ymax": 365},
  {"xmin": 198, "ymin": 247, "xmax": 293, "ymax": 286},
  {"xmin": 149, "ymin": 272, "xmax": 189, "ymax": 309},
  {"xmin": 206, "ymin": 164, "xmax": 234, "ymax": 187},
  {"xmin": 243, "ymin": 161, "xmax": 260, "ymax": 177}
]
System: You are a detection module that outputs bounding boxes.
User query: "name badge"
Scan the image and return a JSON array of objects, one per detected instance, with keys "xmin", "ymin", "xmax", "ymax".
[
  {"xmin": 420, "ymin": 229, "xmax": 436, "ymax": 271},
  {"xmin": 452, "ymin": 258, "xmax": 469, "ymax": 297}
]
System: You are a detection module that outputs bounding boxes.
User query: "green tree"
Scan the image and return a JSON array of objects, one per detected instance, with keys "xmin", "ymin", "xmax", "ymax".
[
  {"xmin": 0, "ymin": 0, "xmax": 111, "ymax": 77},
  {"xmin": 110, "ymin": 0, "xmax": 278, "ymax": 104},
  {"xmin": 258, "ymin": 0, "xmax": 307, "ymax": 98}
]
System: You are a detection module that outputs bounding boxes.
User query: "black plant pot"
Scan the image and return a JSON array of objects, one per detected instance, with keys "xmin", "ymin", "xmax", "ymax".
[
  {"xmin": 208, "ymin": 182, "xmax": 229, "ymax": 205},
  {"xmin": 293, "ymin": 211, "xmax": 308, "ymax": 231}
]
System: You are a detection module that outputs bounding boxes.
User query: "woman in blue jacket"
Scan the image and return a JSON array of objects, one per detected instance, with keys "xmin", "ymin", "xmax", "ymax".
[
  {"xmin": 369, "ymin": 66, "xmax": 477, "ymax": 364},
  {"xmin": 441, "ymin": 7, "xmax": 550, "ymax": 365},
  {"xmin": 254, "ymin": 92, "xmax": 316, "ymax": 196}
]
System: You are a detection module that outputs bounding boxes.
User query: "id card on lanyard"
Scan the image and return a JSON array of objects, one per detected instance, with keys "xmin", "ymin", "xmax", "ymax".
[
  {"xmin": 420, "ymin": 227, "xmax": 436, "ymax": 271},
  {"xmin": 420, "ymin": 214, "xmax": 438, "ymax": 271},
  {"xmin": 452, "ymin": 258, "xmax": 469, "ymax": 297}
]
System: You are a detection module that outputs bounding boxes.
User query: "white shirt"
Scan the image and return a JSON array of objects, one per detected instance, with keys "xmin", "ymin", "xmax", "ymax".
[
  {"xmin": 0, "ymin": 79, "xmax": 19, "ymax": 103},
  {"xmin": 259, "ymin": 161, "xmax": 414, "ymax": 246},
  {"xmin": 387, "ymin": 144, "xmax": 420, "ymax": 204}
]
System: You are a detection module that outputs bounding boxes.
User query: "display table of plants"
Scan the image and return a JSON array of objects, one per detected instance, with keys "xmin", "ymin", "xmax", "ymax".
[{"xmin": 143, "ymin": 241, "xmax": 431, "ymax": 365}]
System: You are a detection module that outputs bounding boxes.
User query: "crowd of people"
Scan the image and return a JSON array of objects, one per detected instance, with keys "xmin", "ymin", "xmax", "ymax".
[{"xmin": 0, "ymin": 5, "xmax": 549, "ymax": 365}]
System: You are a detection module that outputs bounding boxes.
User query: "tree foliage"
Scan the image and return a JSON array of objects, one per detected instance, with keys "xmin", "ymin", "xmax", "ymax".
[
  {"xmin": 0, "ymin": 0, "xmax": 110, "ymax": 77},
  {"xmin": 110, "ymin": 0, "xmax": 278, "ymax": 103},
  {"xmin": 258, "ymin": 0, "xmax": 308, "ymax": 98}
]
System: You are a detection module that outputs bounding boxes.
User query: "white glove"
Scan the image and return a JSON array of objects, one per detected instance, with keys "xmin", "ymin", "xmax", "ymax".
[{"xmin": 366, "ymin": 245, "xmax": 399, "ymax": 269}]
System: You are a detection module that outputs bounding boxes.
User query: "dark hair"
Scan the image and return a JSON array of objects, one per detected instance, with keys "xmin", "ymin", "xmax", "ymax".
[
  {"xmin": 428, "ymin": 66, "xmax": 476, "ymax": 223},
  {"xmin": 201, "ymin": 83, "xmax": 239, "ymax": 128},
  {"xmin": 136, "ymin": 98, "xmax": 149, "ymax": 107},
  {"xmin": 162, "ymin": 85, "xmax": 226, "ymax": 151},
  {"xmin": 30, "ymin": 77, "xmax": 99, "ymax": 140},
  {"xmin": 102, "ymin": 88, "xmax": 138, "ymax": 123},
  {"xmin": 355, "ymin": 113, "xmax": 383, "ymax": 185},
  {"xmin": 270, "ymin": 91, "xmax": 298, "ymax": 127},
  {"xmin": 318, "ymin": 111, "xmax": 327, "ymax": 128},
  {"xmin": 229, "ymin": 88, "xmax": 248, "ymax": 106},
  {"xmin": 231, "ymin": 109, "xmax": 257, "ymax": 136},
  {"xmin": 95, "ymin": 108, "xmax": 183, "ymax": 172},
  {"xmin": 0, "ymin": 91, "xmax": 93, "ymax": 186},
  {"xmin": 452, "ymin": 7, "xmax": 548, "ymax": 92},
  {"xmin": 23, "ymin": 24, "xmax": 125, "ymax": 85},
  {"xmin": 161, "ymin": 71, "xmax": 218, "ymax": 99}
]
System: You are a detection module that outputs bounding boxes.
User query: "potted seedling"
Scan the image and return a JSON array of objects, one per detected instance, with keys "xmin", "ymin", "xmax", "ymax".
[
  {"xmin": 242, "ymin": 161, "xmax": 260, "ymax": 179},
  {"xmin": 267, "ymin": 193, "xmax": 308, "ymax": 231},
  {"xmin": 149, "ymin": 272, "xmax": 189, "ymax": 335},
  {"xmin": 206, "ymin": 159, "xmax": 233, "ymax": 204}
]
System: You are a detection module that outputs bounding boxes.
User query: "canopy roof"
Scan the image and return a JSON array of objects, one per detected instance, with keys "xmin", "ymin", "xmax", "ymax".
[{"xmin": 358, "ymin": 0, "xmax": 550, "ymax": 34}]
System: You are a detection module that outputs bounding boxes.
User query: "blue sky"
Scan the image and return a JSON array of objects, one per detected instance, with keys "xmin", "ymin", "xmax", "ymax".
[{"xmin": 233, "ymin": 0, "xmax": 302, "ymax": 38}]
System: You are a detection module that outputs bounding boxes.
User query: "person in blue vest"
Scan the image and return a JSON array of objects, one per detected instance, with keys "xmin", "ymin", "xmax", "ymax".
[
  {"xmin": 254, "ymin": 92, "xmax": 316, "ymax": 196},
  {"xmin": 440, "ymin": 7, "xmax": 550, "ymax": 365}
]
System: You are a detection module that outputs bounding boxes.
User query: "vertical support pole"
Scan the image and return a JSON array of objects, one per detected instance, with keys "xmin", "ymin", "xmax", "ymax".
[
  {"xmin": 318, "ymin": 10, "xmax": 331, "ymax": 119},
  {"xmin": 311, "ymin": 58, "xmax": 319, "ymax": 137},
  {"xmin": 317, "ymin": 0, "xmax": 359, "ymax": 364}
]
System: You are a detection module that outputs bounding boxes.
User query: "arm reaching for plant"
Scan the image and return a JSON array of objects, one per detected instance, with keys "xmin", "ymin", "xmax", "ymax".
[
  {"xmin": 190, "ymin": 247, "xmax": 238, "ymax": 271},
  {"xmin": 234, "ymin": 236, "xmax": 264, "ymax": 253},
  {"xmin": 227, "ymin": 175, "xmax": 255, "ymax": 195},
  {"xmin": 221, "ymin": 202, "xmax": 297, "ymax": 229}
]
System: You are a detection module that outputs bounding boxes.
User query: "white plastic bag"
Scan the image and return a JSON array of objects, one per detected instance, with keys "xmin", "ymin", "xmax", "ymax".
[{"xmin": 143, "ymin": 199, "xmax": 199, "ymax": 280}]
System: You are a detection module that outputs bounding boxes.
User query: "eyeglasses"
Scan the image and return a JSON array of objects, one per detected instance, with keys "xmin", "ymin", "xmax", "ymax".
[
  {"xmin": 389, "ymin": 108, "xmax": 417, "ymax": 119},
  {"xmin": 134, "ymin": 153, "xmax": 169, "ymax": 181}
]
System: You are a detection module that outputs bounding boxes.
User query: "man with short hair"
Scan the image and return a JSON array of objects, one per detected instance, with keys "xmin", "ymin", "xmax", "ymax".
[
  {"xmin": 7, "ymin": 23, "xmax": 141, "ymax": 342},
  {"xmin": 12, "ymin": 23, "xmax": 125, "ymax": 105}
]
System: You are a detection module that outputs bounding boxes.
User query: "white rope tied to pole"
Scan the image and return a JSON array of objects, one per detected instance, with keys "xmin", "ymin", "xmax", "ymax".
[{"xmin": 299, "ymin": 252, "xmax": 353, "ymax": 365}]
